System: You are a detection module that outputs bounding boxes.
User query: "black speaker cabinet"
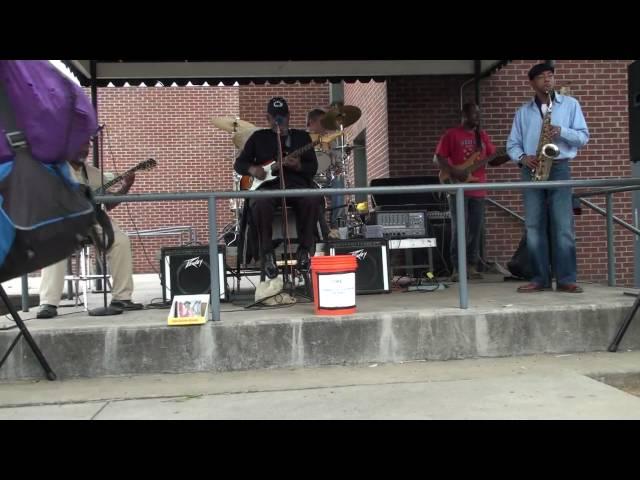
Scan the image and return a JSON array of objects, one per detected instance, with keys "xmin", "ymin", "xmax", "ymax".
[
  {"xmin": 428, "ymin": 218, "xmax": 453, "ymax": 277},
  {"xmin": 630, "ymin": 60, "xmax": 640, "ymax": 162},
  {"xmin": 370, "ymin": 176, "xmax": 449, "ymax": 211},
  {"xmin": 325, "ymin": 238, "xmax": 390, "ymax": 294},
  {"xmin": 160, "ymin": 245, "xmax": 227, "ymax": 302}
]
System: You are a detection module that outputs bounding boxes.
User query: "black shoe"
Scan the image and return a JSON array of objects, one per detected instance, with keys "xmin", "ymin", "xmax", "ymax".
[
  {"xmin": 297, "ymin": 248, "xmax": 310, "ymax": 272},
  {"xmin": 263, "ymin": 252, "xmax": 278, "ymax": 279},
  {"xmin": 110, "ymin": 300, "xmax": 144, "ymax": 311},
  {"xmin": 36, "ymin": 304, "xmax": 58, "ymax": 319}
]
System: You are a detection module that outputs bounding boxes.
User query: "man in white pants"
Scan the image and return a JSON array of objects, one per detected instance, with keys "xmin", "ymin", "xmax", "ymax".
[{"xmin": 37, "ymin": 144, "xmax": 142, "ymax": 318}]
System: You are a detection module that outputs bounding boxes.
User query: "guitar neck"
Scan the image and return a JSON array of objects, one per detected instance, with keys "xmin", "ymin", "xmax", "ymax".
[
  {"xmin": 467, "ymin": 157, "xmax": 492, "ymax": 174},
  {"xmin": 100, "ymin": 165, "xmax": 140, "ymax": 191},
  {"xmin": 283, "ymin": 139, "xmax": 320, "ymax": 162},
  {"xmin": 467, "ymin": 151, "xmax": 505, "ymax": 174}
]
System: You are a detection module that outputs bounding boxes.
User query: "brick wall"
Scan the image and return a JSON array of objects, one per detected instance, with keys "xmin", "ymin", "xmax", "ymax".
[
  {"xmin": 95, "ymin": 82, "xmax": 329, "ymax": 274},
  {"xmin": 384, "ymin": 60, "xmax": 634, "ymax": 286},
  {"xmin": 344, "ymin": 81, "xmax": 389, "ymax": 182},
  {"xmin": 479, "ymin": 60, "xmax": 634, "ymax": 286},
  {"xmin": 387, "ymin": 75, "xmax": 474, "ymax": 178},
  {"xmin": 94, "ymin": 86, "xmax": 238, "ymax": 275},
  {"xmin": 90, "ymin": 62, "xmax": 635, "ymax": 286},
  {"xmin": 238, "ymin": 83, "xmax": 330, "ymax": 130}
]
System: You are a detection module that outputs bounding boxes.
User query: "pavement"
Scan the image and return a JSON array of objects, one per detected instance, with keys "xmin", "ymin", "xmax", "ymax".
[{"xmin": 1, "ymin": 352, "xmax": 640, "ymax": 419}]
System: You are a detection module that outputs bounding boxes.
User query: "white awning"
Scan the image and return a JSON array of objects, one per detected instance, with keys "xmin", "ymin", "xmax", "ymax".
[{"xmin": 62, "ymin": 59, "xmax": 509, "ymax": 87}]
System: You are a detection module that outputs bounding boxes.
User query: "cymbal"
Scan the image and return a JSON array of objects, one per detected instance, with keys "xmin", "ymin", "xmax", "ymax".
[
  {"xmin": 309, "ymin": 131, "xmax": 343, "ymax": 145},
  {"xmin": 212, "ymin": 116, "xmax": 256, "ymax": 133},
  {"xmin": 232, "ymin": 128, "xmax": 261, "ymax": 150},
  {"xmin": 320, "ymin": 105, "xmax": 362, "ymax": 130}
]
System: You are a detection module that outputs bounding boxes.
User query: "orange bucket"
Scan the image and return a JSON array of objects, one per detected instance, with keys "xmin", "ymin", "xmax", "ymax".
[{"xmin": 311, "ymin": 255, "xmax": 358, "ymax": 315}]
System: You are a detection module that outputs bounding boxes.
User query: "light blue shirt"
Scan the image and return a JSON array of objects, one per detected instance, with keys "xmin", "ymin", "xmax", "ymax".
[{"xmin": 506, "ymin": 93, "xmax": 589, "ymax": 163}]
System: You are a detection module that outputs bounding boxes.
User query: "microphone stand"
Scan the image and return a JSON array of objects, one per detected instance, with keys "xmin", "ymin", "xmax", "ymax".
[
  {"xmin": 89, "ymin": 126, "xmax": 122, "ymax": 316},
  {"xmin": 275, "ymin": 122, "xmax": 294, "ymax": 290}
]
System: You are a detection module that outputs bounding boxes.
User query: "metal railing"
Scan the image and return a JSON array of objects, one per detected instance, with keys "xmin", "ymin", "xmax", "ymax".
[
  {"xmin": 84, "ymin": 177, "xmax": 640, "ymax": 320},
  {"xmin": 486, "ymin": 197, "xmax": 525, "ymax": 222},
  {"xmin": 488, "ymin": 185, "xmax": 640, "ymax": 289},
  {"xmin": 124, "ymin": 226, "xmax": 198, "ymax": 244},
  {"xmin": 573, "ymin": 185, "xmax": 640, "ymax": 287}
]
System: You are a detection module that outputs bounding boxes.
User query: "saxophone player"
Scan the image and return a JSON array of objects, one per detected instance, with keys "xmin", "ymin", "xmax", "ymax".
[{"xmin": 506, "ymin": 63, "xmax": 589, "ymax": 293}]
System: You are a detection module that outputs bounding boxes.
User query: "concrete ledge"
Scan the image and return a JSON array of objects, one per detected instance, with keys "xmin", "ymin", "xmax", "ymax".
[{"xmin": 2, "ymin": 295, "xmax": 639, "ymax": 381}]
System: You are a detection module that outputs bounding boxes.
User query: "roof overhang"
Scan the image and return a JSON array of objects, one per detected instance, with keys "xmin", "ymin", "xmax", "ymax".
[{"xmin": 62, "ymin": 60, "xmax": 510, "ymax": 87}]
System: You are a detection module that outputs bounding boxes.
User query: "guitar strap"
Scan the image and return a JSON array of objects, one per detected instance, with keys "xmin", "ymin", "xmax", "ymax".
[{"xmin": 474, "ymin": 125, "xmax": 482, "ymax": 152}]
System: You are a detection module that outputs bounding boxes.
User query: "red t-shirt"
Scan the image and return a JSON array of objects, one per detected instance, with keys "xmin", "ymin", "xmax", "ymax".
[{"xmin": 435, "ymin": 126, "xmax": 496, "ymax": 198}]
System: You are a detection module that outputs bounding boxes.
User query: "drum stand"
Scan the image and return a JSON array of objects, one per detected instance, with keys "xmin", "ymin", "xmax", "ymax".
[
  {"xmin": 226, "ymin": 121, "xmax": 246, "ymax": 293},
  {"xmin": 335, "ymin": 124, "xmax": 360, "ymax": 234},
  {"xmin": 228, "ymin": 120, "xmax": 244, "ymax": 246}
]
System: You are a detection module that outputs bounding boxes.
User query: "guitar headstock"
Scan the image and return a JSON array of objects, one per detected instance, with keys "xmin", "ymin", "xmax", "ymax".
[{"xmin": 138, "ymin": 158, "xmax": 157, "ymax": 171}]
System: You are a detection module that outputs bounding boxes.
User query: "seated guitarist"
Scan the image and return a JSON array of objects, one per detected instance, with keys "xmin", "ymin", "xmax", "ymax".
[
  {"xmin": 435, "ymin": 103, "xmax": 509, "ymax": 281},
  {"xmin": 234, "ymin": 97, "xmax": 319, "ymax": 279},
  {"xmin": 37, "ymin": 142, "xmax": 142, "ymax": 318}
]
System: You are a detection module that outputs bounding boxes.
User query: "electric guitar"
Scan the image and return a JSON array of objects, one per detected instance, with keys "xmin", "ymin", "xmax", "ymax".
[
  {"xmin": 438, "ymin": 148, "xmax": 506, "ymax": 184},
  {"xmin": 93, "ymin": 158, "xmax": 157, "ymax": 194},
  {"xmin": 241, "ymin": 132, "xmax": 342, "ymax": 191}
]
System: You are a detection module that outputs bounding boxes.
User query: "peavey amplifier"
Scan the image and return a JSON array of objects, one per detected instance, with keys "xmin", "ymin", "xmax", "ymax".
[
  {"xmin": 325, "ymin": 239, "xmax": 390, "ymax": 294},
  {"xmin": 160, "ymin": 245, "xmax": 227, "ymax": 302}
]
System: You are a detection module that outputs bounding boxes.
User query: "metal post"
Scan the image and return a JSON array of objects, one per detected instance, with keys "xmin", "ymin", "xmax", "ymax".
[
  {"xmin": 90, "ymin": 60, "xmax": 99, "ymax": 168},
  {"xmin": 474, "ymin": 60, "xmax": 481, "ymax": 106},
  {"xmin": 208, "ymin": 197, "xmax": 221, "ymax": 321},
  {"xmin": 89, "ymin": 60, "xmax": 104, "ymax": 291},
  {"xmin": 606, "ymin": 193, "xmax": 616, "ymax": 287},
  {"xmin": 21, "ymin": 275, "xmax": 29, "ymax": 312},
  {"xmin": 456, "ymin": 189, "xmax": 469, "ymax": 309}
]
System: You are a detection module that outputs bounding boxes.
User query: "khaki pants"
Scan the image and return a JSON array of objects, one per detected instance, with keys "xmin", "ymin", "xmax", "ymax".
[{"xmin": 39, "ymin": 221, "xmax": 134, "ymax": 306}]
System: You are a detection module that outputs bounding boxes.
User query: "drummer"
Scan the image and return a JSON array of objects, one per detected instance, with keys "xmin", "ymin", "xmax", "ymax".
[
  {"xmin": 307, "ymin": 109, "xmax": 334, "ymax": 150},
  {"xmin": 307, "ymin": 109, "xmax": 344, "ymax": 232}
]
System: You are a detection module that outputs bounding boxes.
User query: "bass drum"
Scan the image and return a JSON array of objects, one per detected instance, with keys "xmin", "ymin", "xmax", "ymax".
[
  {"xmin": 313, "ymin": 149, "xmax": 333, "ymax": 187},
  {"xmin": 315, "ymin": 149, "xmax": 332, "ymax": 172}
]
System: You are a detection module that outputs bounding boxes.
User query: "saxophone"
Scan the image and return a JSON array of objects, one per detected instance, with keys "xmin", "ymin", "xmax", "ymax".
[{"xmin": 532, "ymin": 90, "xmax": 560, "ymax": 181}]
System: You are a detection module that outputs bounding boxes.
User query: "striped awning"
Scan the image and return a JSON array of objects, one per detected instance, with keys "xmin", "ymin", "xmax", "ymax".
[{"xmin": 61, "ymin": 60, "xmax": 510, "ymax": 87}]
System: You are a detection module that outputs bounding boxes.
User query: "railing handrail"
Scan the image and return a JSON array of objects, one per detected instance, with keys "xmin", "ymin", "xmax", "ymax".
[
  {"xmin": 574, "ymin": 184, "xmax": 640, "ymax": 199},
  {"xmin": 487, "ymin": 194, "xmax": 640, "ymax": 238},
  {"xmin": 86, "ymin": 176, "xmax": 640, "ymax": 319},
  {"xmin": 579, "ymin": 199, "xmax": 640, "ymax": 237},
  {"xmin": 485, "ymin": 197, "xmax": 525, "ymax": 223},
  {"xmin": 95, "ymin": 177, "xmax": 640, "ymax": 204}
]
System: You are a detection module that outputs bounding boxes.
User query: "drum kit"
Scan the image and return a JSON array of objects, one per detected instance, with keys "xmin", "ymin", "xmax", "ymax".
[{"xmin": 211, "ymin": 103, "xmax": 364, "ymax": 248}]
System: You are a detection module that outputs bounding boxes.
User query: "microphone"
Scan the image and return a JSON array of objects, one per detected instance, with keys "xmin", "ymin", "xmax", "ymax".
[{"xmin": 274, "ymin": 115, "xmax": 290, "ymax": 139}]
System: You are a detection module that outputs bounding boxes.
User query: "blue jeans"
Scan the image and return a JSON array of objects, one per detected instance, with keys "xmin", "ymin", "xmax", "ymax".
[
  {"xmin": 448, "ymin": 195, "xmax": 485, "ymax": 269},
  {"xmin": 521, "ymin": 160, "xmax": 576, "ymax": 287}
]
